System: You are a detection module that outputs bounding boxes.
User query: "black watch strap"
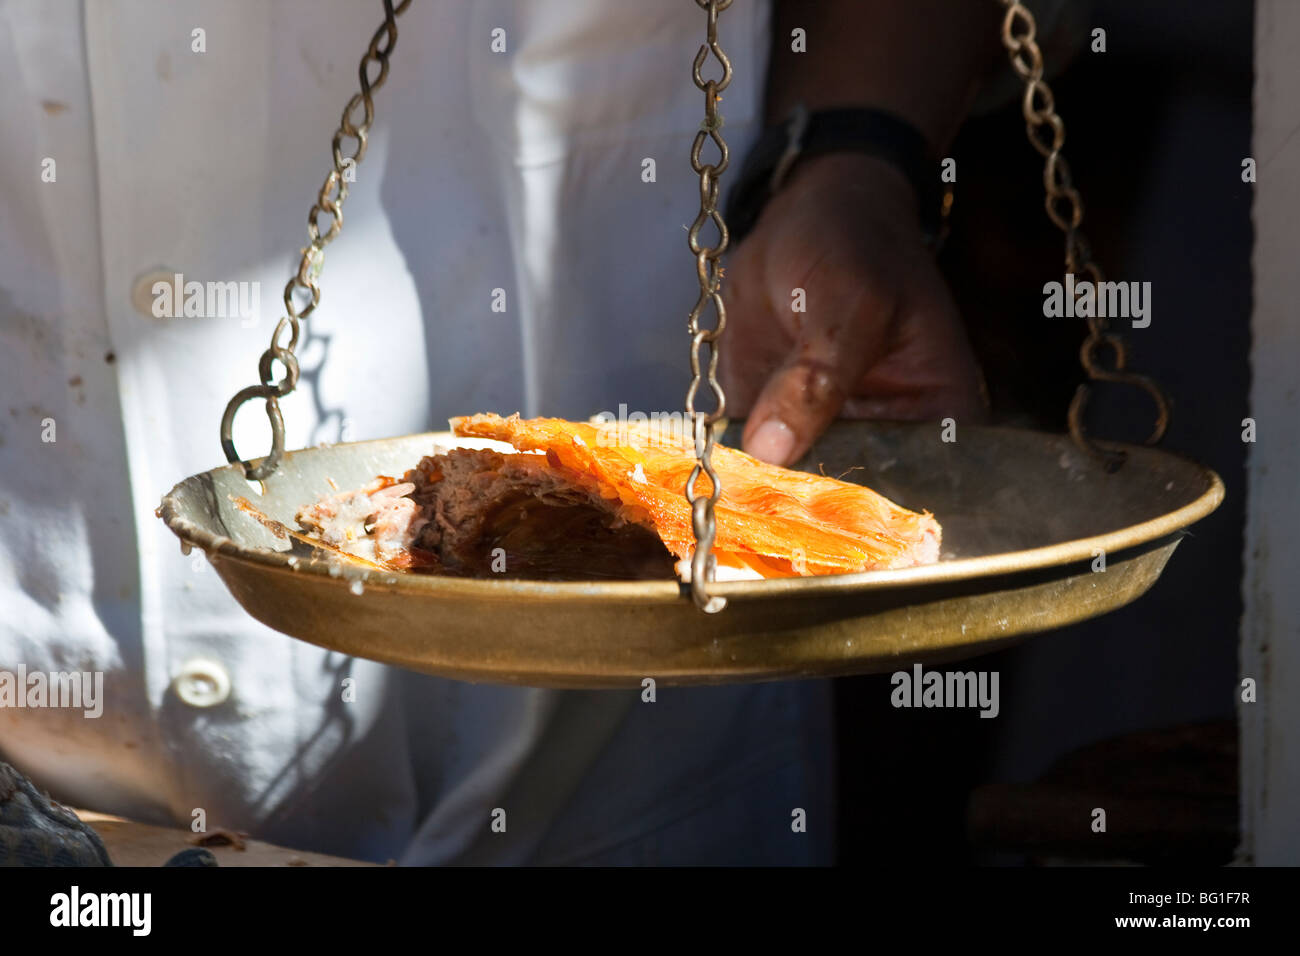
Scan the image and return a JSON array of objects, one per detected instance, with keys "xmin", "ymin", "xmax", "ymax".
[{"xmin": 725, "ymin": 105, "xmax": 944, "ymax": 246}]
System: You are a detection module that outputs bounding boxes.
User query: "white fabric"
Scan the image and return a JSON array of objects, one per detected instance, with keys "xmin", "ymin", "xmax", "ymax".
[{"xmin": 0, "ymin": 0, "xmax": 836, "ymax": 864}]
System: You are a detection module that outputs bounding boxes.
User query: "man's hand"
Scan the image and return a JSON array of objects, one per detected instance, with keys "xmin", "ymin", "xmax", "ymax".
[{"xmin": 721, "ymin": 152, "xmax": 986, "ymax": 466}]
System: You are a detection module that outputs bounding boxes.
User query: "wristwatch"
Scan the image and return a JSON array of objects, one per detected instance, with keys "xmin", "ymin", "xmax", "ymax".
[{"xmin": 724, "ymin": 103, "xmax": 947, "ymax": 247}]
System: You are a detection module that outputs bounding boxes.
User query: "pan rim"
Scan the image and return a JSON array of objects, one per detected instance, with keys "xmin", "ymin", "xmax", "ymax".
[{"xmin": 157, "ymin": 423, "xmax": 1225, "ymax": 604}]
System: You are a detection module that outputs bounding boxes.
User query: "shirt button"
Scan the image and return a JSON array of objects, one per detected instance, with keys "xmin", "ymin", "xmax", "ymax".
[
  {"xmin": 131, "ymin": 269, "xmax": 178, "ymax": 320},
  {"xmin": 171, "ymin": 659, "xmax": 231, "ymax": 708}
]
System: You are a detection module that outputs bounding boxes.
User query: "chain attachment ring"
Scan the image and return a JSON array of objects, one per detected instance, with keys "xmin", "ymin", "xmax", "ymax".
[
  {"xmin": 221, "ymin": 0, "xmax": 410, "ymax": 479},
  {"xmin": 998, "ymin": 0, "xmax": 1170, "ymax": 470},
  {"xmin": 221, "ymin": 387, "xmax": 286, "ymax": 482}
]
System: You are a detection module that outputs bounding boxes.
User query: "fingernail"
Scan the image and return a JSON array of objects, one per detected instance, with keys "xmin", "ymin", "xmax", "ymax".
[{"xmin": 748, "ymin": 419, "xmax": 796, "ymax": 465}]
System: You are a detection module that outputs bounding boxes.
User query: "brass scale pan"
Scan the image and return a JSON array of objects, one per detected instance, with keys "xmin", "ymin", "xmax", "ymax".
[
  {"xmin": 159, "ymin": 420, "xmax": 1223, "ymax": 688},
  {"xmin": 159, "ymin": 3, "xmax": 1222, "ymax": 688}
]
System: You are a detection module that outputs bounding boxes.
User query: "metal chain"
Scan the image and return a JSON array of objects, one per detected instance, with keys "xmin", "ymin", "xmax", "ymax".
[
  {"xmin": 221, "ymin": 0, "xmax": 412, "ymax": 480},
  {"xmin": 684, "ymin": 0, "xmax": 733, "ymax": 613},
  {"xmin": 997, "ymin": 0, "xmax": 1169, "ymax": 471}
]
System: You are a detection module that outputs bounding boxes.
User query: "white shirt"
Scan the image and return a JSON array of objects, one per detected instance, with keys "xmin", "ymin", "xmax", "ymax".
[{"xmin": 0, "ymin": 0, "xmax": 837, "ymax": 864}]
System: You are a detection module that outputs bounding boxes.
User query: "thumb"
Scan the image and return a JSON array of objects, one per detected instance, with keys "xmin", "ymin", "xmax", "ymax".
[
  {"xmin": 740, "ymin": 354, "xmax": 851, "ymax": 467},
  {"xmin": 740, "ymin": 289, "xmax": 892, "ymax": 466}
]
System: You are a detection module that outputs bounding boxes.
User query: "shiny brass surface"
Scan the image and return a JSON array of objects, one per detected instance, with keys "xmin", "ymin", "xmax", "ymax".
[{"xmin": 158, "ymin": 421, "xmax": 1223, "ymax": 688}]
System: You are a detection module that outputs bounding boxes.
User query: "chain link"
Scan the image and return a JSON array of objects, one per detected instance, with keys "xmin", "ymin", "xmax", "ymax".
[
  {"xmin": 221, "ymin": 0, "xmax": 412, "ymax": 480},
  {"xmin": 998, "ymin": 0, "xmax": 1169, "ymax": 471},
  {"xmin": 683, "ymin": 0, "xmax": 733, "ymax": 613}
]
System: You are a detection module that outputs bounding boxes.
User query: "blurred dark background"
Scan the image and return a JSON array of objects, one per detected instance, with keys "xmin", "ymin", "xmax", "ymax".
[{"xmin": 834, "ymin": 0, "xmax": 1251, "ymax": 865}]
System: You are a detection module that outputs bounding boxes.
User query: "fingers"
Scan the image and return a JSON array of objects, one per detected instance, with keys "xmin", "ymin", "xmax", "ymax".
[
  {"xmin": 717, "ymin": 241, "xmax": 785, "ymax": 417},
  {"xmin": 721, "ymin": 151, "xmax": 985, "ymax": 464},
  {"xmin": 741, "ymin": 273, "xmax": 896, "ymax": 465},
  {"xmin": 838, "ymin": 382, "xmax": 985, "ymax": 422},
  {"xmin": 736, "ymin": 265, "xmax": 986, "ymax": 464},
  {"xmin": 838, "ymin": 277, "xmax": 988, "ymax": 423},
  {"xmin": 743, "ymin": 354, "xmax": 850, "ymax": 465}
]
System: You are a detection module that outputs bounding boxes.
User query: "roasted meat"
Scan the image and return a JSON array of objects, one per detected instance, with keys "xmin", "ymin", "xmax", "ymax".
[{"xmin": 294, "ymin": 414, "xmax": 942, "ymax": 580}]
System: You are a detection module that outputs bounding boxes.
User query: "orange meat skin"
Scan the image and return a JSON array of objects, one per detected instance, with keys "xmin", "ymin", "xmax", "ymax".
[{"xmin": 451, "ymin": 413, "xmax": 941, "ymax": 577}]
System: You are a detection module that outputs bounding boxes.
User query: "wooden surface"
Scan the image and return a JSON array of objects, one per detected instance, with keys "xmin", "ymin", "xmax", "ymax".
[{"xmin": 74, "ymin": 810, "xmax": 379, "ymax": 867}]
